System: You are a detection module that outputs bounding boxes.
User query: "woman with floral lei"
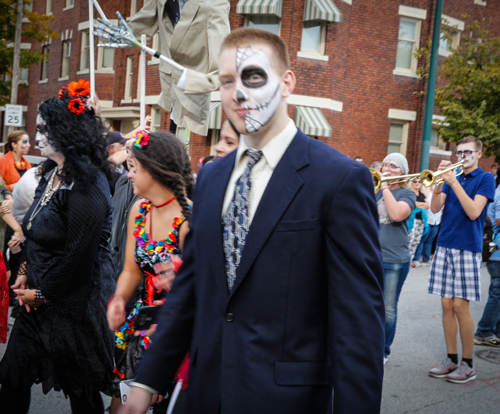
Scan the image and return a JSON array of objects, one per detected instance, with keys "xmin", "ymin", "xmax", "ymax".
[
  {"xmin": 107, "ymin": 129, "xmax": 193, "ymax": 414},
  {"xmin": 0, "ymin": 80, "xmax": 116, "ymax": 414}
]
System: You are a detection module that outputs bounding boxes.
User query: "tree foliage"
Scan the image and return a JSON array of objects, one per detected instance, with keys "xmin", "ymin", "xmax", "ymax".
[
  {"xmin": 415, "ymin": 18, "xmax": 500, "ymax": 163},
  {"xmin": 0, "ymin": 0, "xmax": 58, "ymax": 105}
]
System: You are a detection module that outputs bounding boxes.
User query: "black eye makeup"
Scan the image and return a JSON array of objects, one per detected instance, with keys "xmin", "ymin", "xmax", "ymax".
[{"xmin": 241, "ymin": 66, "xmax": 268, "ymax": 88}]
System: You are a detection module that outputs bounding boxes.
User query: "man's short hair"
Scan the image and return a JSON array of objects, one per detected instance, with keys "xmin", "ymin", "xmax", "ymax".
[
  {"xmin": 457, "ymin": 136, "xmax": 482, "ymax": 152},
  {"xmin": 220, "ymin": 27, "xmax": 291, "ymax": 75},
  {"xmin": 354, "ymin": 156, "xmax": 363, "ymax": 160}
]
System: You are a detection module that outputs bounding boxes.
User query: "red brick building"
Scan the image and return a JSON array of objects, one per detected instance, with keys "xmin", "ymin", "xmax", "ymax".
[{"xmin": 2, "ymin": 0, "xmax": 498, "ymax": 173}]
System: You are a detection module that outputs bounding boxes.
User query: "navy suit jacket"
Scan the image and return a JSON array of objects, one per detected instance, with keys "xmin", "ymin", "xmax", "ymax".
[{"xmin": 136, "ymin": 130, "xmax": 385, "ymax": 413}]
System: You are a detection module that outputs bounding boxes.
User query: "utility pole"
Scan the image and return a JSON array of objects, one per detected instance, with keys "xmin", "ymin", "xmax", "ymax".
[
  {"xmin": 420, "ymin": 0, "xmax": 443, "ymax": 170},
  {"xmin": 7, "ymin": 0, "xmax": 24, "ymax": 136}
]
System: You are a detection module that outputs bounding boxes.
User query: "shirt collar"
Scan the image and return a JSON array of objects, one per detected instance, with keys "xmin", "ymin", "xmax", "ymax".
[
  {"xmin": 464, "ymin": 167, "xmax": 482, "ymax": 177},
  {"xmin": 234, "ymin": 119, "xmax": 297, "ymax": 170}
]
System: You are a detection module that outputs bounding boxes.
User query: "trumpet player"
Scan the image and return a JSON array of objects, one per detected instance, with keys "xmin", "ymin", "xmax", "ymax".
[{"xmin": 428, "ymin": 136, "xmax": 496, "ymax": 383}]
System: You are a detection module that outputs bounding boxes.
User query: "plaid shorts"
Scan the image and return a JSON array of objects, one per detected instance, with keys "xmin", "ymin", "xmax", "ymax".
[{"xmin": 428, "ymin": 246, "xmax": 482, "ymax": 301}]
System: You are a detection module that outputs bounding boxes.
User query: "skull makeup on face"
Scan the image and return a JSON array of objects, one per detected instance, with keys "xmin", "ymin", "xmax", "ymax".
[
  {"xmin": 235, "ymin": 46, "xmax": 281, "ymax": 133},
  {"xmin": 35, "ymin": 114, "xmax": 57, "ymax": 158},
  {"xmin": 457, "ymin": 143, "xmax": 478, "ymax": 169}
]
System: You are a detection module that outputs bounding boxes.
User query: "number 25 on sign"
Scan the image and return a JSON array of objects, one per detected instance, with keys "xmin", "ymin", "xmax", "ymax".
[{"xmin": 5, "ymin": 104, "xmax": 23, "ymax": 127}]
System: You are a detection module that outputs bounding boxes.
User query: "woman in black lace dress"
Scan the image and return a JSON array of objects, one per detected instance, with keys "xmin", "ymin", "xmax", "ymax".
[{"xmin": 0, "ymin": 80, "xmax": 115, "ymax": 414}]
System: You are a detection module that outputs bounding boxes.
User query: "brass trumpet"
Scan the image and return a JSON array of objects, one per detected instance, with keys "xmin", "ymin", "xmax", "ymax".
[
  {"xmin": 419, "ymin": 161, "xmax": 465, "ymax": 187},
  {"xmin": 371, "ymin": 169, "xmax": 421, "ymax": 193}
]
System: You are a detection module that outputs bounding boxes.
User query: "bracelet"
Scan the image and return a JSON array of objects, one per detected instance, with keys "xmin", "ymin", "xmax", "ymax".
[
  {"xmin": 433, "ymin": 189, "xmax": 442, "ymax": 194},
  {"xmin": 34, "ymin": 289, "xmax": 47, "ymax": 306}
]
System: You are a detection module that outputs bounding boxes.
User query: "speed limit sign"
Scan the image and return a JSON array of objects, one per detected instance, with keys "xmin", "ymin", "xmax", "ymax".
[{"xmin": 5, "ymin": 104, "xmax": 23, "ymax": 127}]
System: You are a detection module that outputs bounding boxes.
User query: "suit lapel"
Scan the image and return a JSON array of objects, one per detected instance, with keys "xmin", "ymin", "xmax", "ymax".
[
  {"xmin": 170, "ymin": 0, "xmax": 201, "ymax": 57},
  {"xmin": 228, "ymin": 131, "xmax": 310, "ymax": 298},
  {"xmin": 159, "ymin": 0, "xmax": 175, "ymax": 34}
]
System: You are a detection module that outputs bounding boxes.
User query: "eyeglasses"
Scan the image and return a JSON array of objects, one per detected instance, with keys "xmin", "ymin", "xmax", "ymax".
[
  {"xmin": 455, "ymin": 150, "xmax": 478, "ymax": 157},
  {"xmin": 382, "ymin": 162, "xmax": 401, "ymax": 172}
]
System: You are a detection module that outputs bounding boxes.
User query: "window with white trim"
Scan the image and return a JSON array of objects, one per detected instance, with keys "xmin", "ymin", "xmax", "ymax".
[
  {"xmin": 395, "ymin": 17, "xmax": 421, "ymax": 74},
  {"xmin": 131, "ymin": 0, "xmax": 139, "ymax": 17},
  {"xmin": 439, "ymin": 16, "xmax": 463, "ymax": 57},
  {"xmin": 150, "ymin": 33, "xmax": 160, "ymax": 64},
  {"xmin": 60, "ymin": 40, "xmax": 71, "ymax": 78},
  {"xmin": 46, "ymin": 0, "xmax": 52, "ymax": 14},
  {"xmin": 64, "ymin": 0, "xmax": 74, "ymax": 9},
  {"xmin": 152, "ymin": 107, "xmax": 161, "ymax": 131},
  {"xmin": 40, "ymin": 44, "xmax": 50, "ymax": 81},
  {"xmin": 20, "ymin": 68, "xmax": 29, "ymax": 83},
  {"xmin": 245, "ymin": 15, "xmax": 281, "ymax": 36},
  {"xmin": 80, "ymin": 30, "xmax": 90, "ymax": 71},
  {"xmin": 210, "ymin": 129, "xmax": 220, "ymax": 156},
  {"xmin": 430, "ymin": 127, "xmax": 447, "ymax": 151},
  {"xmin": 300, "ymin": 22, "xmax": 326, "ymax": 55},
  {"xmin": 124, "ymin": 56, "xmax": 134, "ymax": 100},
  {"xmin": 97, "ymin": 38, "xmax": 114, "ymax": 71},
  {"xmin": 388, "ymin": 122, "xmax": 408, "ymax": 156}
]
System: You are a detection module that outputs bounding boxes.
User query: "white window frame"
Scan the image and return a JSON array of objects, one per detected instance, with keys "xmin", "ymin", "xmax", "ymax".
[
  {"xmin": 297, "ymin": 22, "xmax": 328, "ymax": 62},
  {"xmin": 439, "ymin": 15, "xmax": 464, "ymax": 57},
  {"xmin": 244, "ymin": 15, "xmax": 282, "ymax": 36},
  {"xmin": 148, "ymin": 33, "xmax": 160, "ymax": 65},
  {"xmin": 40, "ymin": 44, "xmax": 50, "ymax": 83},
  {"xmin": 59, "ymin": 40, "xmax": 71, "ymax": 80},
  {"xmin": 152, "ymin": 106, "xmax": 162, "ymax": 131},
  {"xmin": 46, "ymin": 0, "xmax": 53, "ymax": 15},
  {"xmin": 97, "ymin": 38, "xmax": 115, "ymax": 73},
  {"xmin": 130, "ymin": 0, "xmax": 139, "ymax": 17},
  {"xmin": 63, "ymin": 0, "xmax": 74, "ymax": 11},
  {"xmin": 124, "ymin": 56, "xmax": 135, "ymax": 100},
  {"xmin": 474, "ymin": 0, "xmax": 487, "ymax": 6},
  {"xmin": 394, "ymin": 17, "xmax": 422, "ymax": 77},
  {"xmin": 20, "ymin": 67, "xmax": 29, "ymax": 84},
  {"xmin": 78, "ymin": 30, "xmax": 90, "ymax": 73},
  {"xmin": 387, "ymin": 121, "xmax": 409, "ymax": 156}
]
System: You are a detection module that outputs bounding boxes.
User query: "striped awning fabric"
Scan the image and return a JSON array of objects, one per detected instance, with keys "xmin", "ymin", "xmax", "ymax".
[
  {"xmin": 236, "ymin": 0, "xmax": 283, "ymax": 17},
  {"xmin": 295, "ymin": 106, "xmax": 332, "ymax": 137},
  {"xmin": 208, "ymin": 101, "xmax": 222, "ymax": 130},
  {"xmin": 303, "ymin": 0, "xmax": 342, "ymax": 23}
]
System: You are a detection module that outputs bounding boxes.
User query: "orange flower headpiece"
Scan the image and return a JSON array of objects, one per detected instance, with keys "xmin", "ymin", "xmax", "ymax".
[{"xmin": 58, "ymin": 79, "xmax": 91, "ymax": 116}]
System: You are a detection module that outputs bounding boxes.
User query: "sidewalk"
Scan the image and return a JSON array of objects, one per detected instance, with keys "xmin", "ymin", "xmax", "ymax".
[{"xmin": 382, "ymin": 263, "xmax": 500, "ymax": 413}]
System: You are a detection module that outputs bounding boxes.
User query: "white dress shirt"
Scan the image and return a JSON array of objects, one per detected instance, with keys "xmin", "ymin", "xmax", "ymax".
[{"xmin": 222, "ymin": 119, "xmax": 298, "ymax": 225}]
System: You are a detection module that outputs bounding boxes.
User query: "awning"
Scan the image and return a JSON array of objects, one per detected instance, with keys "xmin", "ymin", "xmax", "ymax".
[
  {"xmin": 208, "ymin": 101, "xmax": 222, "ymax": 130},
  {"xmin": 303, "ymin": 0, "xmax": 342, "ymax": 23},
  {"xmin": 236, "ymin": 0, "xmax": 283, "ymax": 18},
  {"xmin": 295, "ymin": 106, "xmax": 332, "ymax": 137}
]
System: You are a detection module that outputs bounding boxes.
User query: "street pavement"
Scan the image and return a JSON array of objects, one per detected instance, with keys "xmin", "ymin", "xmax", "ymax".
[{"xmin": 1, "ymin": 264, "xmax": 499, "ymax": 413}]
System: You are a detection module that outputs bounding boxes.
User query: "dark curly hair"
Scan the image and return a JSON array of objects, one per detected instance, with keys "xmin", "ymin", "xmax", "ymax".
[
  {"xmin": 130, "ymin": 131, "xmax": 193, "ymax": 218},
  {"xmin": 37, "ymin": 97, "xmax": 113, "ymax": 188}
]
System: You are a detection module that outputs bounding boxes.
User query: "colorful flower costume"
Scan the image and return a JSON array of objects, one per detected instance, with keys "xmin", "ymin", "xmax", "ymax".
[{"xmin": 111, "ymin": 199, "xmax": 187, "ymax": 397}]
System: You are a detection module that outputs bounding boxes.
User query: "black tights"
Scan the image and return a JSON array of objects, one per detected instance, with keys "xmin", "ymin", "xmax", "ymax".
[{"xmin": 0, "ymin": 382, "xmax": 104, "ymax": 414}]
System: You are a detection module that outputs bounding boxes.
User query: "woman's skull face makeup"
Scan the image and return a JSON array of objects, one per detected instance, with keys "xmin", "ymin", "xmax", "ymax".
[
  {"xmin": 235, "ymin": 46, "xmax": 281, "ymax": 133},
  {"xmin": 35, "ymin": 114, "xmax": 57, "ymax": 158}
]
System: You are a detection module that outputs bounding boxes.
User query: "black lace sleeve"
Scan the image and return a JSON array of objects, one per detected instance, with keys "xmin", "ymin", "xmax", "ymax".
[{"xmin": 40, "ymin": 183, "xmax": 108, "ymax": 317}]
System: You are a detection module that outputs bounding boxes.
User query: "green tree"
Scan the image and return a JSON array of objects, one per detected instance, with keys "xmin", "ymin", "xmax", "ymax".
[
  {"xmin": 416, "ymin": 18, "xmax": 500, "ymax": 163},
  {"xmin": 0, "ymin": 0, "xmax": 58, "ymax": 105}
]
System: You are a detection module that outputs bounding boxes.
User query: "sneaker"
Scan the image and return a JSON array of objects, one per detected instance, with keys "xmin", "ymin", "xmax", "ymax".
[
  {"xmin": 474, "ymin": 336, "xmax": 500, "ymax": 347},
  {"xmin": 413, "ymin": 261, "xmax": 422, "ymax": 268},
  {"xmin": 429, "ymin": 358, "xmax": 458, "ymax": 378},
  {"xmin": 421, "ymin": 261, "xmax": 431, "ymax": 267},
  {"xmin": 446, "ymin": 361, "xmax": 476, "ymax": 384}
]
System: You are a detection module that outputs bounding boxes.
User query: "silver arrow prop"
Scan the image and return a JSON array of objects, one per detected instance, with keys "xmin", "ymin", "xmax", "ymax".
[{"xmin": 93, "ymin": 11, "xmax": 185, "ymax": 72}]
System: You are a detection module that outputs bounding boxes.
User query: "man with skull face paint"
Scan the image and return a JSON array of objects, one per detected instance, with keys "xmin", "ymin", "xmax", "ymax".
[
  {"xmin": 428, "ymin": 136, "xmax": 496, "ymax": 384},
  {"xmin": 121, "ymin": 28, "xmax": 384, "ymax": 414}
]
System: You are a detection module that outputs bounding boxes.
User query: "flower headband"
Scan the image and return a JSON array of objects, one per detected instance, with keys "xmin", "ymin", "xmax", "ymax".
[
  {"xmin": 58, "ymin": 79, "xmax": 91, "ymax": 116},
  {"xmin": 134, "ymin": 130, "xmax": 151, "ymax": 149}
]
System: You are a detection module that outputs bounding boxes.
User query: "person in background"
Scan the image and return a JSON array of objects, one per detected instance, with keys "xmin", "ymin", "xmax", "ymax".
[
  {"xmin": 377, "ymin": 153, "xmax": 416, "ymax": 364},
  {"xmin": 0, "ymin": 130, "xmax": 32, "ymax": 191},
  {"xmin": 473, "ymin": 181, "xmax": 500, "ymax": 347},
  {"xmin": 409, "ymin": 178, "xmax": 430, "ymax": 268},
  {"xmin": 108, "ymin": 132, "xmax": 129, "ymax": 175},
  {"xmin": 413, "ymin": 185, "xmax": 442, "ymax": 266},
  {"xmin": 354, "ymin": 156, "xmax": 364, "ymax": 164},
  {"xmin": 371, "ymin": 161, "xmax": 382, "ymax": 173},
  {"xmin": 428, "ymin": 136, "xmax": 495, "ymax": 384},
  {"xmin": 215, "ymin": 119, "xmax": 240, "ymax": 158}
]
